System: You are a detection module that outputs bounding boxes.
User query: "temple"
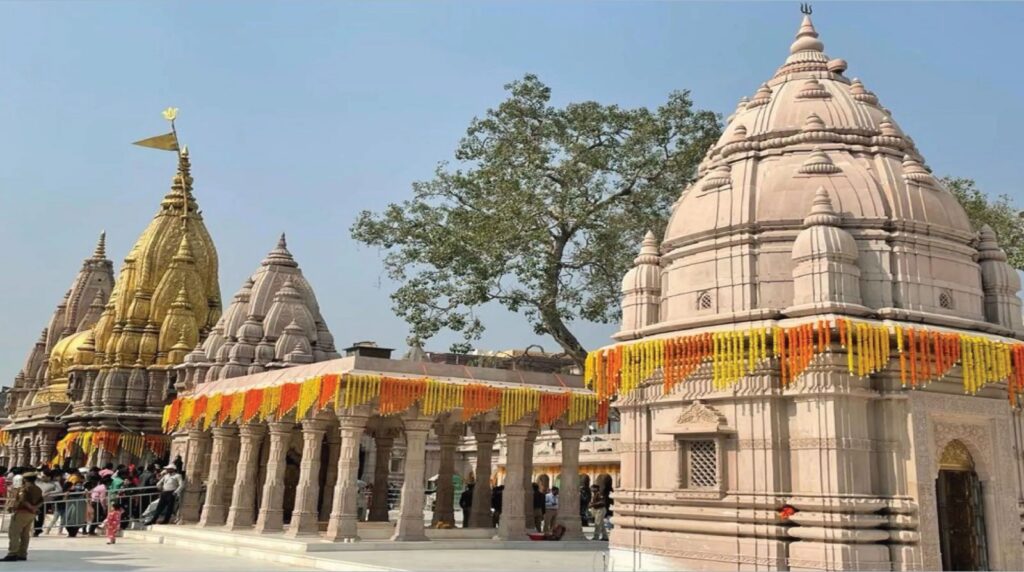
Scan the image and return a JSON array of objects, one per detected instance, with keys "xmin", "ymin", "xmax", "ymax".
[
  {"xmin": 598, "ymin": 11, "xmax": 1024, "ymax": 571},
  {"xmin": 4, "ymin": 7, "xmax": 1024, "ymax": 570},
  {"xmin": 3, "ymin": 232, "xmax": 115, "ymax": 463}
]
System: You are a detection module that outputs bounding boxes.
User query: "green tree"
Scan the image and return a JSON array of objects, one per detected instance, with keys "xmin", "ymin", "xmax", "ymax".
[
  {"xmin": 351, "ymin": 74, "xmax": 721, "ymax": 366},
  {"xmin": 944, "ymin": 177, "xmax": 1024, "ymax": 269}
]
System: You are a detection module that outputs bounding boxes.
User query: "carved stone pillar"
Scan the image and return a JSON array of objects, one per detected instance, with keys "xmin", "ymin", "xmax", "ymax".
[
  {"xmin": 431, "ymin": 432, "xmax": 459, "ymax": 527},
  {"xmin": 319, "ymin": 430, "xmax": 342, "ymax": 521},
  {"xmin": 38, "ymin": 436, "xmax": 56, "ymax": 466},
  {"xmin": 495, "ymin": 424, "xmax": 531, "ymax": 540},
  {"xmin": 325, "ymin": 413, "xmax": 369, "ymax": 542},
  {"xmin": 524, "ymin": 429, "xmax": 540, "ymax": 532},
  {"xmin": 199, "ymin": 426, "xmax": 239, "ymax": 527},
  {"xmin": 179, "ymin": 430, "xmax": 212, "ymax": 523},
  {"xmin": 255, "ymin": 422, "xmax": 294, "ymax": 533},
  {"xmin": 556, "ymin": 424, "xmax": 586, "ymax": 540},
  {"xmin": 28, "ymin": 444, "xmax": 40, "ymax": 467},
  {"xmin": 392, "ymin": 415, "xmax": 433, "ymax": 541},
  {"xmin": 369, "ymin": 434, "xmax": 394, "ymax": 522},
  {"xmin": 470, "ymin": 424, "xmax": 497, "ymax": 528},
  {"xmin": 225, "ymin": 423, "xmax": 266, "ymax": 530},
  {"xmin": 286, "ymin": 418, "xmax": 328, "ymax": 537}
]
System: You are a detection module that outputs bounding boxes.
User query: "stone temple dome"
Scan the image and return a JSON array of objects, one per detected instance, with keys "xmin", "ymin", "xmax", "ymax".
[
  {"xmin": 176, "ymin": 233, "xmax": 341, "ymax": 389},
  {"xmin": 617, "ymin": 12, "xmax": 1023, "ymax": 340}
]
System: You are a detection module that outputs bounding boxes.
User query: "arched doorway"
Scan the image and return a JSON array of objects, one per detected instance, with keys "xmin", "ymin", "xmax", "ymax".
[{"xmin": 936, "ymin": 440, "xmax": 989, "ymax": 571}]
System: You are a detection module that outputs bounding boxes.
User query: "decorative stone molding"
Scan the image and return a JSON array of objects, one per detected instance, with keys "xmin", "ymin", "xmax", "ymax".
[{"xmin": 659, "ymin": 400, "xmax": 732, "ymax": 435}]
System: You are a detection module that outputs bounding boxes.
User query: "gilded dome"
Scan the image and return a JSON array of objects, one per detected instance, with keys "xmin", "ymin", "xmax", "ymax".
[{"xmin": 87, "ymin": 148, "xmax": 221, "ymax": 368}]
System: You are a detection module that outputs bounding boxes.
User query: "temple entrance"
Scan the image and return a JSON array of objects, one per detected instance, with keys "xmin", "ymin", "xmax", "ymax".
[{"xmin": 936, "ymin": 440, "xmax": 989, "ymax": 571}]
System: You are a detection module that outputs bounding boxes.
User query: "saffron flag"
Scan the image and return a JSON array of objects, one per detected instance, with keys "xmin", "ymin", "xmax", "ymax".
[{"xmin": 133, "ymin": 131, "xmax": 179, "ymax": 151}]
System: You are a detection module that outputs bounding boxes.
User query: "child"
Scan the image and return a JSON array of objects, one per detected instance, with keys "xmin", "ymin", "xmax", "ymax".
[{"xmin": 105, "ymin": 501, "xmax": 124, "ymax": 544}]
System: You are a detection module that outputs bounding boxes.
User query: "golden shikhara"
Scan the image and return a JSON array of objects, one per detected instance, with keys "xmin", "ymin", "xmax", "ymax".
[
  {"xmin": 164, "ymin": 373, "xmax": 602, "ymax": 432},
  {"xmin": 585, "ymin": 318, "xmax": 1024, "ymax": 405}
]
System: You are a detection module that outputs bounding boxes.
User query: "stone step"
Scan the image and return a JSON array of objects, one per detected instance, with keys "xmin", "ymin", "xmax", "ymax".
[{"xmin": 124, "ymin": 530, "xmax": 397, "ymax": 571}]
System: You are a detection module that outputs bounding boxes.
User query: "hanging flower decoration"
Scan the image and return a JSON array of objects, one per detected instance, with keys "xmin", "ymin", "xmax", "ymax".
[
  {"xmin": 778, "ymin": 505, "xmax": 797, "ymax": 521},
  {"xmin": 165, "ymin": 372, "xmax": 601, "ymax": 434},
  {"xmin": 52, "ymin": 431, "xmax": 169, "ymax": 465}
]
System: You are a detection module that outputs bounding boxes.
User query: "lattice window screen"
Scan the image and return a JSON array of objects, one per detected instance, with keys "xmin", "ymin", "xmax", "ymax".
[
  {"xmin": 697, "ymin": 290, "xmax": 713, "ymax": 311},
  {"xmin": 939, "ymin": 289, "xmax": 954, "ymax": 310},
  {"xmin": 688, "ymin": 440, "xmax": 718, "ymax": 488}
]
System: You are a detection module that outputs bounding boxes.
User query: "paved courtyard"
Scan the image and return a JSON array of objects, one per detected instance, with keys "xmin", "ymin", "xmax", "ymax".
[
  {"xmin": 13, "ymin": 534, "xmax": 609, "ymax": 572},
  {"xmin": 11, "ymin": 535, "xmax": 300, "ymax": 572}
]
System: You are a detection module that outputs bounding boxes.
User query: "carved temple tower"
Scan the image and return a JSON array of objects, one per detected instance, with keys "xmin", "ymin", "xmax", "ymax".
[
  {"xmin": 602, "ymin": 12, "xmax": 1024, "ymax": 571},
  {"xmin": 3, "ymin": 233, "xmax": 114, "ymax": 466}
]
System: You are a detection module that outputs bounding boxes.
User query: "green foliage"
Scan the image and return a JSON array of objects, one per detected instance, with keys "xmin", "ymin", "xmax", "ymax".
[
  {"xmin": 351, "ymin": 74, "xmax": 721, "ymax": 365},
  {"xmin": 943, "ymin": 177, "xmax": 1024, "ymax": 269}
]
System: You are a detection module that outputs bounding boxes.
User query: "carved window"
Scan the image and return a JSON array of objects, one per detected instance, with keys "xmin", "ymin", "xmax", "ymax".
[
  {"xmin": 680, "ymin": 439, "xmax": 718, "ymax": 489},
  {"xmin": 939, "ymin": 289, "xmax": 954, "ymax": 310},
  {"xmin": 696, "ymin": 290, "xmax": 713, "ymax": 311}
]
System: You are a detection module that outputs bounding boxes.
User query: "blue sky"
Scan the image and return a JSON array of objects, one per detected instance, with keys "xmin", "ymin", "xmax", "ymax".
[{"xmin": 2, "ymin": 1, "xmax": 1022, "ymax": 380}]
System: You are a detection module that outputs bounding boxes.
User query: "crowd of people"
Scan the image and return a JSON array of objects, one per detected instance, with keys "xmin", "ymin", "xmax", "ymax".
[
  {"xmin": 457, "ymin": 477, "xmax": 613, "ymax": 541},
  {"xmin": 0, "ymin": 457, "xmax": 183, "ymax": 562}
]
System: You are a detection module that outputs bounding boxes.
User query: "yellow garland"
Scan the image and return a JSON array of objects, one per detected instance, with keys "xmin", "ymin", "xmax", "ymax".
[
  {"xmin": 81, "ymin": 432, "xmax": 94, "ymax": 458},
  {"xmin": 295, "ymin": 377, "xmax": 321, "ymax": 420},
  {"xmin": 161, "ymin": 405, "xmax": 171, "ymax": 432},
  {"xmin": 229, "ymin": 392, "xmax": 245, "ymax": 422},
  {"xmin": 568, "ymin": 393, "xmax": 598, "ymax": 426},
  {"xmin": 343, "ymin": 374, "xmax": 381, "ymax": 409},
  {"xmin": 178, "ymin": 397, "xmax": 196, "ymax": 431},
  {"xmin": 500, "ymin": 387, "xmax": 540, "ymax": 427},
  {"xmin": 206, "ymin": 393, "xmax": 223, "ymax": 429},
  {"xmin": 260, "ymin": 386, "xmax": 281, "ymax": 421}
]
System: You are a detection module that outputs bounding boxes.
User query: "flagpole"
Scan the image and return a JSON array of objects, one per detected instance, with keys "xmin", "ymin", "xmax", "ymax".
[{"xmin": 170, "ymin": 117, "xmax": 181, "ymax": 160}]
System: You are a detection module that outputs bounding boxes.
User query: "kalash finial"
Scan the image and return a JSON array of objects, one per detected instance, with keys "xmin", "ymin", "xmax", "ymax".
[{"xmin": 791, "ymin": 4, "xmax": 823, "ymax": 55}]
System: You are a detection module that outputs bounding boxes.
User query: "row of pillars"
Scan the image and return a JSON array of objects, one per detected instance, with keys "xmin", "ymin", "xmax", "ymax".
[{"xmin": 177, "ymin": 408, "xmax": 587, "ymax": 542}]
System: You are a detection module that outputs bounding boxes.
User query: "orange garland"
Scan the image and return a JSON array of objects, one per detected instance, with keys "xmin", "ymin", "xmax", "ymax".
[
  {"xmin": 319, "ymin": 374, "xmax": 340, "ymax": 409},
  {"xmin": 279, "ymin": 383, "xmax": 301, "ymax": 417},
  {"xmin": 379, "ymin": 377, "xmax": 427, "ymax": 416},
  {"xmin": 597, "ymin": 399, "xmax": 610, "ymax": 426},
  {"xmin": 193, "ymin": 395, "xmax": 208, "ymax": 428},
  {"xmin": 461, "ymin": 383, "xmax": 502, "ymax": 420},
  {"xmin": 219, "ymin": 394, "xmax": 235, "ymax": 424},
  {"xmin": 538, "ymin": 392, "xmax": 571, "ymax": 425},
  {"xmin": 243, "ymin": 388, "xmax": 263, "ymax": 422}
]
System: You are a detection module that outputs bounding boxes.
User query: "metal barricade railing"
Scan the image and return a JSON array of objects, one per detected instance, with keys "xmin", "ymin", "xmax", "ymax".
[{"xmin": 18, "ymin": 485, "xmax": 162, "ymax": 536}]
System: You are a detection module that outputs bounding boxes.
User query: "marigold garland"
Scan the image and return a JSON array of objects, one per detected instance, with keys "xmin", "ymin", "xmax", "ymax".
[
  {"xmin": 500, "ymin": 387, "xmax": 540, "ymax": 427},
  {"xmin": 319, "ymin": 374, "xmax": 340, "ymax": 410},
  {"xmin": 379, "ymin": 377, "xmax": 428, "ymax": 416},
  {"xmin": 177, "ymin": 398, "xmax": 195, "ymax": 431},
  {"xmin": 295, "ymin": 377, "xmax": 321, "ymax": 420},
  {"xmin": 279, "ymin": 383, "xmax": 301, "ymax": 417},
  {"xmin": 52, "ymin": 431, "xmax": 165, "ymax": 464},
  {"xmin": 260, "ymin": 386, "xmax": 281, "ymax": 421},
  {"xmin": 539, "ymin": 392, "xmax": 571, "ymax": 425},
  {"xmin": 568, "ymin": 393, "xmax": 598, "ymax": 426},
  {"xmin": 461, "ymin": 384, "xmax": 502, "ymax": 420},
  {"xmin": 342, "ymin": 375, "xmax": 381, "ymax": 409},
  {"xmin": 243, "ymin": 388, "xmax": 263, "ymax": 422},
  {"xmin": 206, "ymin": 393, "xmax": 223, "ymax": 430},
  {"xmin": 167, "ymin": 373, "xmax": 604, "ymax": 433},
  {"xmin": 194, "ymin": 395, "xmax": 209, "ymax": 428},
  {"xmin": 219, "ymin": 393, "xmax": 235, "ymax": 425},
  {"xmin": 422, "ymin": 379, "xmax": 463, "ymax": 416}
]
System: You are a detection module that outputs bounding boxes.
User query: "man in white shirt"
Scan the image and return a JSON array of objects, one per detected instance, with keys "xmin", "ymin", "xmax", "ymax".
[
  {"xmin": 147, "ymin": 468, "xmax": 184, "ymax": 525},
  {"xmin": 543, "ymin": 486, "xmax": 559, "ymax": 533}
]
